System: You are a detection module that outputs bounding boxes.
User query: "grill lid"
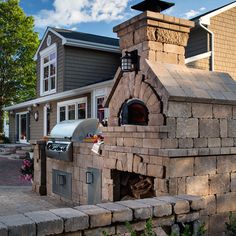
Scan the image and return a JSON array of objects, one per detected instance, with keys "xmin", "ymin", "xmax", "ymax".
[{"xmin": 50, "ymin": 118, "xmax": 99, "ymax": 142}]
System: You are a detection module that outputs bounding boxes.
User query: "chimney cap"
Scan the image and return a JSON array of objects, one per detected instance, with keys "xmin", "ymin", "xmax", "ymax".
[{"xmin": 131, "ymin": 0, "xmax": 175, "ymax": 13}]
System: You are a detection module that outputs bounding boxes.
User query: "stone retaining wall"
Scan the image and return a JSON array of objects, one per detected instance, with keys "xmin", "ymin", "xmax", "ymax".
[{"xmin": 0, "ymin": 195, "xmax": 204, "ymax": 236}]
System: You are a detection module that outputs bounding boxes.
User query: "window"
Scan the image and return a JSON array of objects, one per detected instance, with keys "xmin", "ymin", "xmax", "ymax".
[
  {"xmin": 93, "ymin": 88, "xmax": 108, "ymax": 123},
  {"xmin": 57, "ymin": 97, "xmax": 87, "ymax": 123},
  {"xmin": 16, "ymin": 112, "xmax": 30, "ymax": 143},
  {"xmin": 96, "ymin": 97, "xmax": 105, "ymax": 122},
  {"xmin": 40, "ymin": 44, "xmax": 57, "ymax": 96}
]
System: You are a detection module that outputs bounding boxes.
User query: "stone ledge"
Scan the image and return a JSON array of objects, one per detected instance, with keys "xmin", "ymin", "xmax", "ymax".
[{"xmin": 0, "ymin": 196, "xmax": 204, "ymax": 236}]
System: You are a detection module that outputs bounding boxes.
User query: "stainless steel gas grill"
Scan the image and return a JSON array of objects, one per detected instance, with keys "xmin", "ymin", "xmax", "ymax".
[{"xmin": 46, "ymin": 119, "xmax": 98, "ymax": 161}]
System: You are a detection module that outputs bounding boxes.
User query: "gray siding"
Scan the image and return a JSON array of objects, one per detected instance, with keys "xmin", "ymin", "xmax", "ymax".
[
  {"xmin": 30, "ymin": 93, "xmax": 92, "ymax": 141},
  {"xmin": 186, "ymin": 27, "xmax": 209, "ymax": 58},
  {"xmin": 64, "ymin": 46, "xmax": 120, "ymax": 91},
  {"xmin": 36, "ymin": 32, "xmax": 64, "ymax": 97}
]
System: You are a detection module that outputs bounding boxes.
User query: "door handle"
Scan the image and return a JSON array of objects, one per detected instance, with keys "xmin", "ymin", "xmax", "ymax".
[{"xmin": 86, "ymin": 171, "xmax": 93, "ymax": 184}]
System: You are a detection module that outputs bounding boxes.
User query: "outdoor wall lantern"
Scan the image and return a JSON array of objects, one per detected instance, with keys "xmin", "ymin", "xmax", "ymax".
[
  {"xmin": 121, "ymin": 50, "xmax": 139, "ymax": 72},
  {"xmin": 34, "ymin": 111, "xmax": 39, "ymax": 122}
]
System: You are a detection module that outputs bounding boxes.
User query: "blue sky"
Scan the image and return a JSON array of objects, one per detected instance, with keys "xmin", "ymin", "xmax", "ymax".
[{"xmin": 19, "ymin": 0, "xmax": 234, "ymax": 39}]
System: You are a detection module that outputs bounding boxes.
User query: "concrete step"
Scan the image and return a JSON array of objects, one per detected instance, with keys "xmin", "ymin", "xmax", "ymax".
[
  {"xmin": 21, "ymin": 146, "xmax": 33, "ymax": 152},
  {"xmin": 15, "ymin": 150, "xmax": 27, "ymax": 159}
]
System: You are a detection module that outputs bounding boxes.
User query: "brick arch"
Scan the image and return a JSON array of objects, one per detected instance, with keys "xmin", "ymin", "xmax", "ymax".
[{"xmin": 108, "ymin": 73, "xmax": 165, "ymax": 126}]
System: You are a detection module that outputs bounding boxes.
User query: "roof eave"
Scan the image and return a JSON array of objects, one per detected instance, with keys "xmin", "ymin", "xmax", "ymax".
[
  {"xmin": 3, "ymin": 80, "xmax": 114, "ymax": 111},
  {"xmin": 64, "ymin": 39, "xmax": 121, "ymax": 54}
]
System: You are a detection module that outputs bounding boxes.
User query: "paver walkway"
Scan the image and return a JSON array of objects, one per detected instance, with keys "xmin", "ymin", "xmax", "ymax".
[
  {"xmin": 0, "ymin": 155, "xmax": 30, "ymax": 186},
  {"xmin": 0, "ymin": 155, "xmax": 71, "ymax": 216}
]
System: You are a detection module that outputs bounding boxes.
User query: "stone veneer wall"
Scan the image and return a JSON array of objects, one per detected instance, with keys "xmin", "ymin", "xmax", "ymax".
[
  {"xmin": 102, "ymin": 100, "xmax": 236, "ymax": 236},
  {"xmin": 0, "ymin": 195, "xmax": 204, "ymax": 236},
  {"xmin": 45, "ymin": 143, "xmax": 103, "ymax": 205}
]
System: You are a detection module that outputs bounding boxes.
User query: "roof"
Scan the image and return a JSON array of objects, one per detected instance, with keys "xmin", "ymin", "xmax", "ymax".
[
  {"xmin": 52, "ymin": 28, "xmax": 119, "ymax": 47},
  {"xmin": 34, "ymin": 27, "xmax": 120, "ymax": 60},
  {"xmin": 191, "ymin": 1, "xmax": 236, "ymax": 25},
  {"xmin": 4, "ymin": 79, "xmax": 113, "ymax": 111},
  {"xmin": 147, "ymin": 60, "xmax": 236, "ymax": 104}
]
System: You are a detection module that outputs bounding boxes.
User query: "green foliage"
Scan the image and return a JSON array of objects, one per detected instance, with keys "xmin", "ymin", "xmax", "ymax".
[
  {"xmin": 0, "ymin": 133, "xmax": 10, "ymax": 143},
  {"xmin": 197, "ymin": 223, "xmax": 206, "ymax": 236},
  {"xmin": 225, "ymin": 212, "xmax": 236, "ymax": 236},
  {"xmin": 0, "ymin": 0, "xmax": 39, "ymax": 132},
  {"xmin": 126, "ymin": 221, "xmax": 137, "ymax": 236},
  {"xmin": 141, "ymin": 218, "xmax": 155, "ymax": 236},
  {"xmin": 103, "ymin": 219, "xmax": 206, "ymax": 236},
  {"xmin": 181, "ymin": 224, "xmax": 191, "ymax": 236}
]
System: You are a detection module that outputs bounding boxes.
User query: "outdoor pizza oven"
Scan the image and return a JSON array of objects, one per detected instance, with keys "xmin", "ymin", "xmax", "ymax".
[{"xmin": 46, "ymin": 119, "xmax": 98, "ymax": 161}]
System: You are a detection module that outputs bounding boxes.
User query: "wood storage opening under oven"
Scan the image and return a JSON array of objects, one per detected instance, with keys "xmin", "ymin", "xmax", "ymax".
[{"xmin": 111, "ymin": 170, "xmax": 155, "ymax": 201}]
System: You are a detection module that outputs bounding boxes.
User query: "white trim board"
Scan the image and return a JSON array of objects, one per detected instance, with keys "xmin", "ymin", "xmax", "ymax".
[
  {"xmin": 185, "ymin": 51, "xmax": 212, "ymax": 64},
  {"xmin": 4, "ymin": 80, "xmax": 113, "ymax": 111}
]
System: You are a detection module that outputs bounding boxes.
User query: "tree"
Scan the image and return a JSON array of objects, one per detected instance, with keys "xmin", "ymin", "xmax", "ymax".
[{"xmin": 0, "ymin": 0, "xmax": 39, "ymax": 133}]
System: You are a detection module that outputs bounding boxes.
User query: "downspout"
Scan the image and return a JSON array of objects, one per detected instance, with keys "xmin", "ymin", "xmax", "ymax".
[{"xmin": 198, "ymin": 18, "xmax": 214, "ymax": 71}]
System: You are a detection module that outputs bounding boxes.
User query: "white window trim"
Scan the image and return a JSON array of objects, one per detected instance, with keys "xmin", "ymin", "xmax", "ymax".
[
  {"xmin": 92, "ymin": 88, "xmax": 109, "ymax": 120},
  {"xmin": 40, "ymin": 43, "xmax": 57, "ymax": 96},
  {"xmin": 16, "ymin": 111, "xmax": 29, "ymax": 144},
  {"xmin": 57, "ymin": 97, "xmax": 87, "ymax": 123}
]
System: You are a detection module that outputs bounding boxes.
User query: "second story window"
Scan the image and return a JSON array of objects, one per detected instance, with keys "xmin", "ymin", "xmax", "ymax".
[{"xmin": 40, "ymin": 43, "xmax": 57, "ymax": 96}]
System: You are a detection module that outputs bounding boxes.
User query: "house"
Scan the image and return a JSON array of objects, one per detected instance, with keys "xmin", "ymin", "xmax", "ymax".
[
  {"xmin": 4, "ymin": 27, "xmax": 120, "ymax": 143},
  {"xmin": 185, "ymin": 1, "xmax": 236, "ymax": 80}
]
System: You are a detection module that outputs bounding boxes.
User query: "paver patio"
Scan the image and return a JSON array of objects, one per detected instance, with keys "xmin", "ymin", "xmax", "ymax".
[{"xmin": 0, "ymin": 155, "xmax": 71, "ymax": 216}]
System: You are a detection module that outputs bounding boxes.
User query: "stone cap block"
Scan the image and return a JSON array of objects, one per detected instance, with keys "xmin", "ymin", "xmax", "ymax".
[
  {"xmin": 97, "ymin": 202, "xmax": 133, "ymax": 223},
  {"xmin": 74, "ymin": 205, "xmax": 111, "ymax": 228},
  {"xmin": 25, "ymin": 211, "xmax": 63, "ymax": 235},
  {"xmin": 114, "ymin": 11, "xmax": 194, "ymax": 33},
  {"xmin": 155, "ymin": 196, "xmax": 190, "ymax": 214},
  {"xmin": 176, "ymin": 195, "xmax": 206, "ymax": 211},
  {"xmin": 50, "ymin": 208, "xmax": 89, "ymax": 232},
  {"xmin": 0, "ymin": 214, "xmax": 36, "ymax": 236},
  {"xmin": 117, "ymin": 200, "xmax": 152, "ymax": 220},
  {"xmin": 137, "ymin": 198, "xmax": 172, "ymax": 217},
  {"xmin": 177, "ymin": 212, "xmax": 200, "ymax": 223}
]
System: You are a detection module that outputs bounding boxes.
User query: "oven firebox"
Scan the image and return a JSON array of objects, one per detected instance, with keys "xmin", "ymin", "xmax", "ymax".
[
  {"xmin": 112, "ymin": 170, "xmax": 155, "ymax": 201},
  {"xmin": 120, "ymin": 99, "xmax": 149, "ymax": 126}
]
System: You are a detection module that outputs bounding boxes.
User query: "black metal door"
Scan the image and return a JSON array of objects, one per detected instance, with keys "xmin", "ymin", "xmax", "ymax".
[{"xmin": 86, "ymin": 167, "xmax": 102, "ymax": 205}]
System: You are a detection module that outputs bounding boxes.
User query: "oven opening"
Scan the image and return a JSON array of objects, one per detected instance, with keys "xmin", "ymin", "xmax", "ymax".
[
  {"xmin": 120, "ymin": 99, "xmax": 149, "ymax": 125},
  {"xmin": 111, "ymin": 170, "xmax": 155, "ymax": 201}
]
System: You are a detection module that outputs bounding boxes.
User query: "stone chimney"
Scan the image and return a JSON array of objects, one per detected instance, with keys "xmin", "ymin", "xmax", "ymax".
[{"xmin": 113, "ymin": 11, "xmax": 194, "ymax": 69}]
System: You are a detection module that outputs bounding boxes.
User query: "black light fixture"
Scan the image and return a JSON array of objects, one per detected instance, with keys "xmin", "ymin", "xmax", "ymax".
[{"xmin": 121, "ymin": 50, "xmax": 139, "ymax": 72}]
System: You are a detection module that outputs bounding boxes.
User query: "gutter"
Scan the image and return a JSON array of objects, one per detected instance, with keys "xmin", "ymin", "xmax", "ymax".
[{"xmin": 198, "ymin": 18, "xmax": 215, "ymax": 71}]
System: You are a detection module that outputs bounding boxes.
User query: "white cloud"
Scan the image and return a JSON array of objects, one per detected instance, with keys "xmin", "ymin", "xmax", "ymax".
[
  {"xmin": 183, "ymin": 6, "xmax": 206, "ymax": 19},
  {"xmin": 184, "ymin": 9, "xmax": 199, "ymax": 18},
  {"xmin": 34, "ymin": 0, "xmax": 130, "ymax": 29}
]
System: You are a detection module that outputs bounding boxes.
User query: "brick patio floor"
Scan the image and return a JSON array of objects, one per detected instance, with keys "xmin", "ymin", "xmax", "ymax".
[{"xmin": 0, "ymin": 156, "xmax": 71, "ymax": 216}]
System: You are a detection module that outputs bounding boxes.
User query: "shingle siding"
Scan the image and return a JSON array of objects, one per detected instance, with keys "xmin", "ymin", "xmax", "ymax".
[
  {"xmin": 64, "ymin": 46, "xmax": 120, "ymax": 91},
  {"xmin": 210, "ymin": 7, "xmax": 236, "ymax": 80}
]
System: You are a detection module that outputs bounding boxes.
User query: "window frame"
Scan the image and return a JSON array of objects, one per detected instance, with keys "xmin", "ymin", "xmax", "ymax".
[
  {"xmin": 40, "ymin": 43, "xmax": 57, "ymax": 96},
  {"xmin": 92, "ymin": 88, "xmax": 109, "ymax": 122},
  {"xmin": 57, "ymin": 97, "xmax": 87, "ymax": 123}
]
